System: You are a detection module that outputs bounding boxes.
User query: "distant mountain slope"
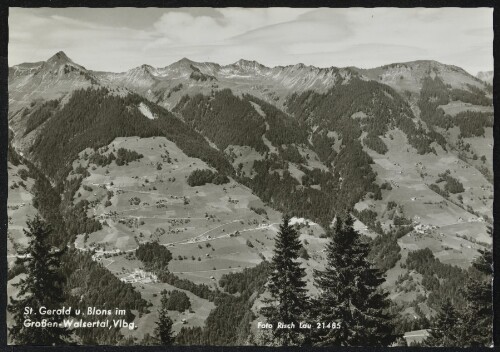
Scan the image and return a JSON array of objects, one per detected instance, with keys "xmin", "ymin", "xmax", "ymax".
[
  {"xmin": 7, "ymin": 146, "xmax": 38, "ymax": 263},
  {"xmin": 8, "ymin": 52, "xmax": 99, "ymax": 114},
  {"xmin": 24, "ymin": 87, "xmax": 232, "ymax": 182},
  {"xmin": 353, "ymin": 60, "xmax": 487, "ymax": 96},
  {"xmin": 94, "ymin": 57, "xmax": 357, "ymax": 110},
  {"xmin": 10, "ymin": 52, "xmax": 491, "ymax": 115},
  {"xmin": 476, "ymin": 70, "xmax": 493, "ymax": 85}
]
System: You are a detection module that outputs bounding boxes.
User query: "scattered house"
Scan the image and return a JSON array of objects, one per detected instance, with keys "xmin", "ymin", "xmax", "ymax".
[
  {"xmin": 403, "ymin": 329, "xmax": 430, "ymax": 346},
  {"xmin": 119, "ymin": 268, "xmax": 158, "ymax": 284},
  {"xmin": 410, "ymin": 197, "xmax": 416, "ymax": 201},
  {"xmin": 414, "ymin": 223, "xmax": 433, "ymax": 235}
]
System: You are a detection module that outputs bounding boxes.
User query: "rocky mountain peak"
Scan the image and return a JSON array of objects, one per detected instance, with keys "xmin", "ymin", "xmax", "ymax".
[
  {"xmin": 168, "ymin": 57, "xmax": 196, "ymax": 69},
  {"xmin": 46, "ymin": 51, "xmax": 74, "ymax": 65}
]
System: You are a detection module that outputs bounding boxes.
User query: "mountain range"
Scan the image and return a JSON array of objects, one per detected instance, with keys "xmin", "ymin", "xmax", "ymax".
[
  {"xmin": 8, "ymin": 50, "xmax": 494, "ymax": 246},
  {"xmin": 7, "ymin": 51, "xmax": 494, "ymax": 344},
  {"xmin": 9, "ymin": 51, "xmax": 488, "ymax": 113}
]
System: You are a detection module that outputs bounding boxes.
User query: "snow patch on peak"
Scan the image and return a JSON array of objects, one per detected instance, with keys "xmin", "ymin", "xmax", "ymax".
[{"xmin": 138, "ymin": 102, "xmax": 157, "ymax": 120}]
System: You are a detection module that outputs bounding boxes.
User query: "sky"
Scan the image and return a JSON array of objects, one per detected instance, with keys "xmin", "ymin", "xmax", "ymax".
[{"xmin": 9, "ymin": 7, "xmax": 493, "ymax": 75}]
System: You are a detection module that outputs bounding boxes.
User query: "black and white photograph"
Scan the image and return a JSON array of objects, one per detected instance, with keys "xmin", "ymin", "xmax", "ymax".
[{"xmin": 4, "ymin": 6, "xmax": 495, "ymax": 347}]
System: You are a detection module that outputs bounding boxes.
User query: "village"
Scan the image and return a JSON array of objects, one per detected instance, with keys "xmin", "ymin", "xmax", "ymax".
[{"xmin": 119, "ymin": 268, "xmax": 159, "ymax": 284}]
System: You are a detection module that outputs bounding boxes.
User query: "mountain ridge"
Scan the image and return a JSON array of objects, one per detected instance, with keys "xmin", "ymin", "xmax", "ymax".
[
  {"xmin": 10, "ymin": 51, "xmax": 486, "ymax": 77},
  {"xmin": 10, "ymin": 51, "xmax": 490, "ymax": 114}
]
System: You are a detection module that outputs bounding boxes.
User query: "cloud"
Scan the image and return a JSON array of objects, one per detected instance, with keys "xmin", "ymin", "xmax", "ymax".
[
  {"xmin": 8, "ymin": 7, "xmax": 493, "ymax": 74},
  {"xmin": 149, "ymin": 8, "xmax": 312, "ymax": 46},
  {"xmin": 152, "ymin": 12, "xmax": 228, "ymax": 44}
]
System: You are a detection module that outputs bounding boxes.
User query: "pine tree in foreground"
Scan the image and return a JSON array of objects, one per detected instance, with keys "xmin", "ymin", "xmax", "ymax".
[
  {"xmin": 261, "ymin": 215, "xmax": 309, "ymax": 346},
  {"xmin": 8, "ymin": 215, "xmax": 71, "ymax": 345},
  {"xmin": 155, "ymin": 291, "xmax": 175, "ymax": 345},
  {"xmin": 459, "ymin": 248, "xmax": 493, "ymax": 346},
  {"xmin": 422, "ymin": 247, "xmax": 493, "ymax": 347},
  {"xmin": 311, "ymin": 215, "xmax": 396, "ymax": 346},
  {"xmin": 424, "ymin": 299, "xmax": 460, "ymax": 346}
]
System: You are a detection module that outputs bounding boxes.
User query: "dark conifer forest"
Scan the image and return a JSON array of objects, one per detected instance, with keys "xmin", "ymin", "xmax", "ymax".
[
  {"xmin": 30, "ymin": 88, "xmax": 233, "ymax": 182},
  {"xmin": 174, "ymin": 89, "xmax": 268, "ymax": 152}
]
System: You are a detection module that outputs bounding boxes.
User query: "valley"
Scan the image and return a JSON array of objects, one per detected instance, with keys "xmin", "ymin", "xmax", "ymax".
[
  {"xmin": 60, "ymin": 136, "xmax": 326, "ymax": 340},
  {"xmin": 6, "ymin": 51, "xmax": 494, "ymax": 345}
]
